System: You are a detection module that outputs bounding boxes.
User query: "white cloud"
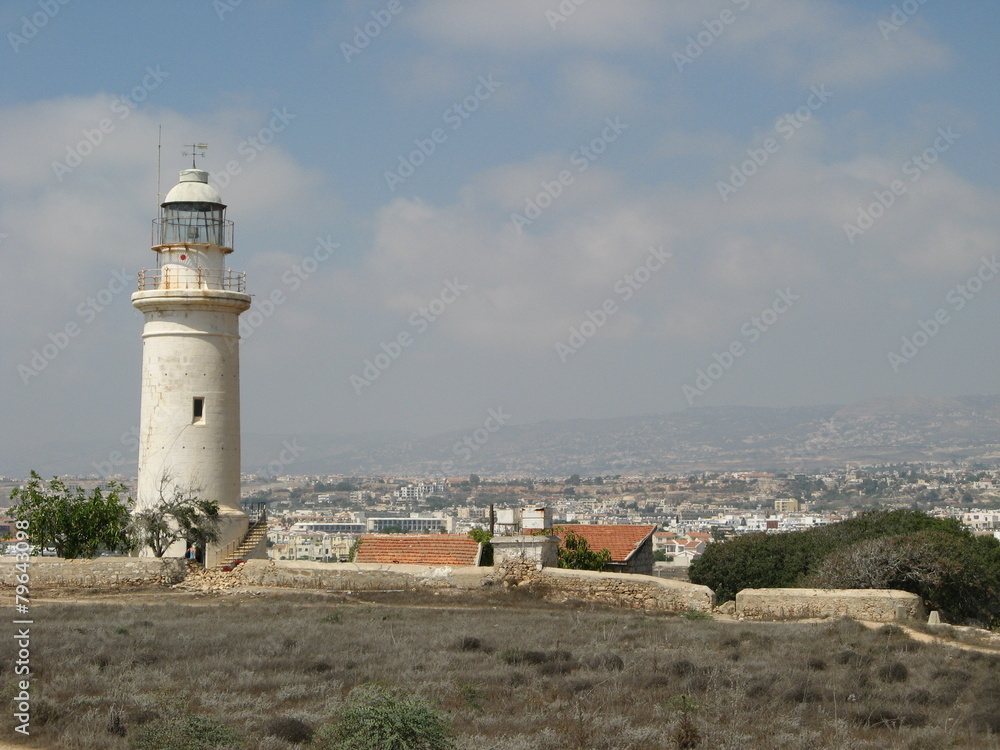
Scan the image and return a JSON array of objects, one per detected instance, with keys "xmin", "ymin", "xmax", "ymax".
[
  {"xmin": 407, "ymin": 0, "xmax": 951, "ymax": 89},
  {"xmin": 556, "ymin": 58, "xmax": 646, "ymax": 113},
  {"xmin": 407, "ymin": 0, "xmax": 702, "ymax": 52},
  {"xmin": 361, "ymin": 113, "xmax": 998, "ymax": 360}
]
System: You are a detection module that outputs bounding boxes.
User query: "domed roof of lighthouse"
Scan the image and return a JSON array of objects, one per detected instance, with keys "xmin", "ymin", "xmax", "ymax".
[{"xmin": 162, "ymin": 168, "xmax": 225, "ymax": 207}]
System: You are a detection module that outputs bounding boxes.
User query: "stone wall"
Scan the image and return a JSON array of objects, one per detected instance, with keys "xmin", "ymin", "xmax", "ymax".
[
  {"xmin": 234, "ymin": 560, "xmax": 713, "ymax": 613},
  {"xmin": 735, "ymin": 588, "xmax": 925, "ymax": 623},
  {"xmin": 531, "ymin": 567, "xmax": 715, "ymax": 613},
  {"xmin": 234, "ymin": 559, "xmax": 489, "ymax": 591},
  {"xmin": 0, "ymin": 557, "xmax": 187, "ymax": 588}
]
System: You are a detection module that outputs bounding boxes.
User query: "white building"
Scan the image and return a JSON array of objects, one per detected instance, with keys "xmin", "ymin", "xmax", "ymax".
[
  {"xmin": 367, "ymin": 514, "xmax": 455, "ymax": 533},
  {"xmin": 963, "ymin": 512, "xmax": 1000, "ymax": 530},
  {"xmin": 392, "ymin": 482, "xmax": 446, "ymax": 500},
  {"xmin": 269, "ymin": 531, "xmax": 357, "ymax": 562}
]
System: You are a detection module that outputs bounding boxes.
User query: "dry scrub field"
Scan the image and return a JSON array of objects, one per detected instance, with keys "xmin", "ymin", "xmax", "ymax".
[{"xmin": 2, "ymin": 588, "xmax": 1000, "ymax": 749}]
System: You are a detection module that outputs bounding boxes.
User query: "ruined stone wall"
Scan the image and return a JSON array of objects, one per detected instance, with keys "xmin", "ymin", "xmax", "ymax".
[
  {"xmin": 735, "ymin": 588, "xmax": 925, "ymax": 622},
  {"xmin": 0, "ymin": 557, "xmax": 187, "ymax": 588},
  {"xmin": 234, "ymin": 559, "xmax": 489, "ymax": 591},
  {"xmin": 533, "ymin": 567, "xmax": 715, "ymax": 612},
  {"xmin": 235, "ymin": 560, "xmax": 713, "ymax": 613}
]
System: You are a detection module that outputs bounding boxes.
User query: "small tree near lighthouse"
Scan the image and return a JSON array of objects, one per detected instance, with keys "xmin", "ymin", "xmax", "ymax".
[
  {"xmin": 130, "ymin": 472, "xmax": 221, "ymax": 557},
  {"xmin": 9, "ymin": 471, "xmax": 133, "ymax": 558}
]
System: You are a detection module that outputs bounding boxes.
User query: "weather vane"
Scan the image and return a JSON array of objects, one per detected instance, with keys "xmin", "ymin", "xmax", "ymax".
[{"xmin": 182, "ymin": 143, "xmax": 208, "ymax": 168}]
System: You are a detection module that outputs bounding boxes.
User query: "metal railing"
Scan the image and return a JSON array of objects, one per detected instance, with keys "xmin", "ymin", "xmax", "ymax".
[
  {"xmin": 137, "ymin": 267, "xmax": 247, "ymax": 292},
  {"xmin": 245, "ymin": 502, "xmax": 267, "ymax": 525}
]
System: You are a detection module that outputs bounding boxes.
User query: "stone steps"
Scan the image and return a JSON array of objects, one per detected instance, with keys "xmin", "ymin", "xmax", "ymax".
[{"xmin": 217, "ymin": 521, "xmax": 268, "ymax": 569}]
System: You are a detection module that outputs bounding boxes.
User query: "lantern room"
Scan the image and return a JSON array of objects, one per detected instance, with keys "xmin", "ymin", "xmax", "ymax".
[{"xmin": 154, "ymin": 168, "xmax": 233, "ymax": 253}]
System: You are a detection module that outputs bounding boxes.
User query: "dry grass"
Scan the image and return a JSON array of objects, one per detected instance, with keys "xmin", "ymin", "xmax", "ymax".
[{"xmin": 2, "ymin": 589, "xmax": 1000, "ymax": 749}]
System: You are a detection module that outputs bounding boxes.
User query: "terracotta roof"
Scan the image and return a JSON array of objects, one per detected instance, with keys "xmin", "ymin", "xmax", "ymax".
[
  {"xmin": 554, "ymin": 524, "xmax": 657, "ymax": 563},
  {"xmin": 355, "ymin": 534, "xmax": 481, "ymax": 566}
]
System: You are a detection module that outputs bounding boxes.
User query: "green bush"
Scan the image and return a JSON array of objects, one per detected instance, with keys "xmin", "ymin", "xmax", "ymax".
[
  {"xmin": 555, "ymin": 528, "xmax": 611, "ymax": 571},
  {"xmin": 689, "ymin": 510, "xmax": 1000, "ymax": 625},
  {"xmin": 131, "ymin": 712, "xmax": 239, "ymax": 750},
  {"xmin": 468, "ymin": 528, "xmax": 493, "ymax": 566},
  {"xmin": 315, "ymin": 684, "xmax": 454, "ymax": 750}
]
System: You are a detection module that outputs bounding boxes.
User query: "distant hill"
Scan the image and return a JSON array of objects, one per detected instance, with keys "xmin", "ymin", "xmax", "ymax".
[
  {"xmin": 244, "ymin": 394, "xmax": 1000, "ymax": 477},
  {"xmin": 8, "ymin": 395, "xmax": 1000, "ymax": 478}
]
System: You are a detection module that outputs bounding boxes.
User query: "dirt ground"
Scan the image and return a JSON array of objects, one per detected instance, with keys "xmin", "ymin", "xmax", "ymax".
[
  {"xmin": 3, "ymin": 584, "xmax": 1000, "ymax": 749},
  {"xmin": 20, "ymin": 583, "xmax": 1000, "ymax": 654}
]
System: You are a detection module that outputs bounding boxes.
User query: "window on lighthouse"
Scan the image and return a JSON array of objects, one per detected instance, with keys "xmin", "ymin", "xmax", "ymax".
[{"xmin": 193, "ymin": 397, "xmax": 205, "ymax": 424}]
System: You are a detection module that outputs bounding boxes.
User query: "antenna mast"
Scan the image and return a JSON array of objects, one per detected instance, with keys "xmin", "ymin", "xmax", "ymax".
[{"xmin": 156, "ymin": 125, "xmax": 162, "ymax": 208}]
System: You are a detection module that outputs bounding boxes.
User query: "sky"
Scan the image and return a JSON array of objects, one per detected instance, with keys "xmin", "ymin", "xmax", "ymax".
[{"xmin": 1, "ymin": 0, "xmax": 999, "ymax": 475}]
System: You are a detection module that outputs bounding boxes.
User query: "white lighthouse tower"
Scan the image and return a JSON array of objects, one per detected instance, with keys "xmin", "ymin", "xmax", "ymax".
[{"xmin": 132, "ymin": 163, "xmax": 255, "ymax": 567}]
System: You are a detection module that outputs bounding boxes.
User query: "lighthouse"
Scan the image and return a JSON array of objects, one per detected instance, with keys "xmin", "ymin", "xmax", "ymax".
[{"xmin": 132, "ymin": 164, "xmax": 254, "ymax": 567}]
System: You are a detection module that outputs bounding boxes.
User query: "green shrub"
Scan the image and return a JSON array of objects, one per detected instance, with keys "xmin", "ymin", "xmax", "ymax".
[
  {"xmin": 688, "ymin": 509, "xmax": 1000, "ymax": 625},
  {"xmin": 555, "ymin": 528, "xmax": 611, "ymax": 571},
  {"xmin": 468, "ymin": 528, "xmax": 493, "ymax": 566},
  {"xmin": 131, "ymin": 712, "xmax": 239, "ymax": 750},
  {"xmin": 315, "ymin": 684, "xmax": 454, "ymax": 750}
]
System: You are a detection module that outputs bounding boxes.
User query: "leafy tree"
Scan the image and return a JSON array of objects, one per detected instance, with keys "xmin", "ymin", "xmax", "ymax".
[
  {"xmin": 131, "ymin": 475, "xmax": 221, "ymax": 557},
  {"xmin": 653, "ymin": 550, "xmax": 672, "ymax": 562},
  {"xmin": 468, "ymin": 528, "xmax": 493, "ymax": 566},
  {"xmin": 8, "ymin": 471, "xmax": 133, "ymax": 558},
  {"xmin": 809, "ymin": 530, "xmax": 1000, "ymax": 625},
  {"xmin": 315, "ymin": 684, "xmax": 454, "ymax": 750},
  {"xmin": 565, "ymin": 474, "xmax": 582, "ymax": 486},
  {"xmin": 710, "ymin": 527, "xmax": 730, "ymax": 542},
  {"xmin": 423, "ymin": 495, "xmax": 449, "ymax": 510},
  {"xmin": 468, "ymin": 474, "xmax": 481, "ymax": 487},
  {"xmin": 555, "ymin": 528, "xmax": 611, "ymax": 571}
]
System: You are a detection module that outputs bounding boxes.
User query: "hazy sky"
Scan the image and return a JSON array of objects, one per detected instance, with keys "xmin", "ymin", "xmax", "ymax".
[{"xmin": 2, "ymin": 0, "xmax": 999, "ymax": 473}]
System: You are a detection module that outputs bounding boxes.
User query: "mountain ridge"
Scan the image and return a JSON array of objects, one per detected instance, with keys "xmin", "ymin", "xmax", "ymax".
[{"xmin": 7, "ymin": 395, "xmax": 1000, "ymax": 478}]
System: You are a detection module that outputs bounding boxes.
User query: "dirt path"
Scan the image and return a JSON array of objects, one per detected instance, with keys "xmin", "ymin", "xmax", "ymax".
[{"xmin": 857, "ymin": 619, "xmax": 1000, "ymax": 654}]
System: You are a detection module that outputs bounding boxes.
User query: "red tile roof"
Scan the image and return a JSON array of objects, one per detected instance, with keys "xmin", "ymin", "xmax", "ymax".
[
  {"xmin": 355, "ymin": 534, "xmax": 481, "ymax": 566},
  {"xmin": 553, "ymin": 524, "xmax": 656, "ymax": 563}
]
